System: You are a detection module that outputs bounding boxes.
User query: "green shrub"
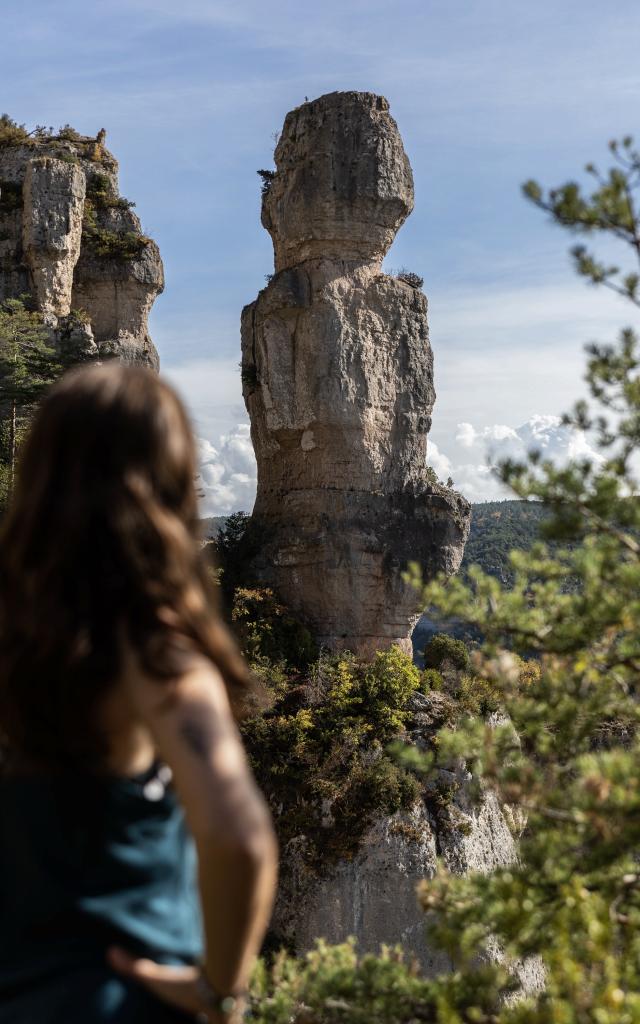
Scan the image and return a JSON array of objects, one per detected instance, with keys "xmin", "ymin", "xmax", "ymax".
[
  {"xmin": 82, "ymin": 200, "xmax": 149, "ymax": 260},
  {"xmin": 257, "ymin": 168, "xmax": 276, "ymax": 196},
  {"xmin": 453, "ymin": 673, "xmax": 502, "ymax": 718},
  {"xmin": 212, "ymin": 510, "xmax": 259, "ymax": 604},
  {"xmin": 56, "ymin": 124, "xmax": 83, "ymax": 142},
  {"xmin": 232, "ymin": 587, "xmax": 317, "ymax": 671},
  {"xmin": 422, "ymin": 632, "xmax": 470, "ymax": 671},
  {"xmin": 55, "ymin": 151, "xmax": 79, "ymax": 165},
  {"xmin": 419, "ymin": 667, "xmax": 444, "ymax": 692},
  {"xmin": 241, "ymin": 645, "xmax": 422, "ymax": 865},
  {"xmin": 396, "ymin": 268, "xmax": 424, "ymax": 289},
  {"xmin": 361, "ymin": 647, "xmax": 421, "ymax": 736},
  {"xmin": 249, "ymin": 939, "xmax": 504, "ymax": 1024},
  {"xmin": 0, "ymin": 115, "xmax": 29, "ymax": 146},
  {"xmin": 86, "ymin": 173, "xmax": 135, "ymax": 211}
]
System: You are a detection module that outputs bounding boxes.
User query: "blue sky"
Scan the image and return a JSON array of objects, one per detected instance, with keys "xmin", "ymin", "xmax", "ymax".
[{"xmin": 3, "ymin": 1, "xmax": 639, "ymax": 509}]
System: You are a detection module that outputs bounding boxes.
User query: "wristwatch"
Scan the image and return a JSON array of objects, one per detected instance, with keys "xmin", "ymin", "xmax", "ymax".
[{"xmin": 195, "ymin": 969, "xmax": 247, "ymax": 1019}]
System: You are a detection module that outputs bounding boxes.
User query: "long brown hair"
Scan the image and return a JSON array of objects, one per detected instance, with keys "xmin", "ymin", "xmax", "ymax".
[{"xmin": 0, "ymin": 362, "xmax": 251, "ymax": 770}]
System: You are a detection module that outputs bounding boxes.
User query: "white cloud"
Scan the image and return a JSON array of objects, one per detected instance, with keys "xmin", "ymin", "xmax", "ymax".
[
  {"xmin": 434, "ymin": 414, "xmax": 602, "ymax": 502},
  {"xmin": 197, "ymin": 424, "xmax": 257, "ymax": 517},
  {"xmin": 455, "ymin": 422, "xmax": 477, "ymax": 448},
  {"xmin": 426, "ymin": 440, "xmax": 452, "ymax": 481},
  {"xmin": 163, "ymin": 358, "xmax": 247, "ymax": 446},
  {"xmin": 194, "ymin": 411, "xmax": 604, "ymax": 514}
]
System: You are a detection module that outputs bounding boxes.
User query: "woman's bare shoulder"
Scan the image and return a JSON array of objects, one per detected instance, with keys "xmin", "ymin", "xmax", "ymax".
[{"xmin": 121, "ymin": 643, "xmax": 230, "ymax": 721}]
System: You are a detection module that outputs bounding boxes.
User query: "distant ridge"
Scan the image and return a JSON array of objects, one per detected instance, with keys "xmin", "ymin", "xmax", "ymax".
[{"xmin": 461, "ymin": 499, "xmax": 546, "ymax": 585}]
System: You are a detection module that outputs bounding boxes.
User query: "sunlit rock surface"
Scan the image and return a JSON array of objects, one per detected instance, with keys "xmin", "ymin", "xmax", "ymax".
[
  {"xmin": 0, "ymin": 130, "xmax": 163, "ymax": 367},
  {"xmin": 241, "ymin": 91, "xmax": 470, "ymax": 656}
]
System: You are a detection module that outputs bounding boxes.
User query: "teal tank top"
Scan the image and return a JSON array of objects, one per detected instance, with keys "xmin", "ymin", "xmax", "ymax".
[{"xmin": 0, "ymin": 762, "xmax": 203, "ymax": 1023}]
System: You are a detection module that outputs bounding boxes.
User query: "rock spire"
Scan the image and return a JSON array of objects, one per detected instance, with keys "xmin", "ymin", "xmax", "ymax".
[
  {"xmin": 241, "ymin": 91, "xmax": 470, "ymax": 655},
  {"xmin": 0, "ymin": 125, "xmax": 163, "ymax": 367}
]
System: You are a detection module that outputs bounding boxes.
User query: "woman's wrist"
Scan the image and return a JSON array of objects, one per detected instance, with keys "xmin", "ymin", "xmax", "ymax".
[{"xmin": 194, "ymin": 968, "xmax": 248, "ymax": 1021}]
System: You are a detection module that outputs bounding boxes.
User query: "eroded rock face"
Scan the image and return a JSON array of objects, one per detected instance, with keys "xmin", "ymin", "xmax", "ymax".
[
  {"xmin": 22, "ymin": 158, "xmax": 85, "ymax": 321},
  {"xmin": 272, "ymin": 804, "xmax": 450, "ymax": 975},
  {"xmin": 273, "ymin": 767, "xmax": 545, "ymax": 992},
  {"xmin": 0, "ymin": 131, "xmax": 163, "ymax": 367},
  {"xmin": 242, "ymin": 92, "xmax": 470, "ymax": 655},
  {"xmin": 262, "ymin": 92, "xmax": 414, "ymax": 271}
]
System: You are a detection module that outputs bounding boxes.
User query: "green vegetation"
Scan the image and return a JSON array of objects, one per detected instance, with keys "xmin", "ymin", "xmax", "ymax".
[
  {"xmin": 233, "ymin": 583, "xmax": 519, "ymax": 870},
  {"xmin": 0, "ymin": 297, "xmax": 95, "ymax": 509},
  {"xmin": 395, "ymin": 268, "xmax": 424, "ymax": 289},
  {"xmin": 212, "ymin": 510, "xmax": 255, "ymax": 603},
  {"xmin": 461, "ymin": 500, "xmax": 548, "ymax": 584},
  {"xmin": 238, "ymin": 596, "xmax": 423, "ymax": 866},
  {"xmin": 422, "ymin": 632, "xmax": 470, "ymax": 671},
  {"xmin": 0, "ymin": 116, "xmax": 108, "ymax": 165},
  {"xmin": 0, "ymin": 298, "xmax": 59, "ymax": 506},
  {"xmin": 86, "ymin": 173, "xmax": 135, "ymax": 211},
  {"xmin": 56, "ymin": 124, "xmax": 84, "ymax": 143},
  {"xmin": 257, "ymin": 169, "xmax": 276, "ymax": 196},
  {"xmin": 248, "ymin": 939, "xmax": 502, "ymax": 1024},
  {"xmin": 232, "ymin": 587, "xmax": 318, "ymax": 670},
  {"xmin": 240, "ymin": 134, "xmax": 640, "ymax": 1023},
  {"xmin": 82, "ymin": 199, "xmax": 150, "ymax": 261},
  {"xmin": 0, "ymin": 115, "xmax": 29, "ymax": 146},
  {"xmin": 395, "ymin": 134, "xmax": 640, "ymax": 1022}
]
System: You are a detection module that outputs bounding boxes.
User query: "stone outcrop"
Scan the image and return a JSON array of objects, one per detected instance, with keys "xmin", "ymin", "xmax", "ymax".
[
  {"xmin": 0, "ymin": 129, "xmax": 163, "ymax": 367},
  {"xmin": 241, "ymin": 92, "xmax": 470, "ymax": 657},
  {"xmin": 272, "ymin": 796, "xmax": 520, "ymax": 973},
  {"xmin": 272, "ymin": 694, "xmax": 545, "ymax": 994},
  {"xmin": 22, "ymin": 158, "xmax": 86, "ymax": 321},
  {"xmin": 272, "ymin": 803, "xmax": 449, "ymax": 974}
]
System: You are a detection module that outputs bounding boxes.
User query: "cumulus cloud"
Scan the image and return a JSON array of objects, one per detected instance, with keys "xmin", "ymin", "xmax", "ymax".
[
  {"xmin": 456, "ymin": 421, "xmax": 519, "ymax": 449},
  {"xmin": 197, "ymin": 424, "xmax": 257, "ymax": 517},
  {"xmin": 431, "ymin": 414, "xmax": 602, "ymax": 502},
  {"xmin": 425, "ymin": 440, "xmax": 452, "ymax": 481},
  {"xmin": 196, "ymin": 414, "xmax": 603, "ymax": 516}
]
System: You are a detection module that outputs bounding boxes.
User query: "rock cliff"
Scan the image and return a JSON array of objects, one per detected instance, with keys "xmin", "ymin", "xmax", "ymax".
[
  {"xmin": 241, "ymin": 92, "xmax": 470, "ymax": 656},
  {"xmin": 0, "ymin": 125, "xmax": 163, "ymax": 367},
  {"xmin": 271, "ymin": 692, "xmax": 545, "ymax": 993}
]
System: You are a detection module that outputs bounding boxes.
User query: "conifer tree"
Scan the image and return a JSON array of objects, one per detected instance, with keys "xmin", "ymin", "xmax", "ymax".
[
  {"xmin": 0, "ymin": 296, "xmax": 83, "ymax": 506},
  {"xmin": 396, "ymin": 134, "xmax": 640, "ymax": 1022}
]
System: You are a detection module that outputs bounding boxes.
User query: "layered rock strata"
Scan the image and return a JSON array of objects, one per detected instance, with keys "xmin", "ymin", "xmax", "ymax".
[
  {"xmin": 241, "ymin": 92, "xmax": 470, "ymax": 655},
  {"xmin": 0, "ymin": 129, "xmax": 163, "ymax": 367}
]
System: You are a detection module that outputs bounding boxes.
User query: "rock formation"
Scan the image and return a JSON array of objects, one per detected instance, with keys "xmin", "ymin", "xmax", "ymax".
[
  {"xmin": 0, "ymin": 126, "xmax": 163, "ymax": 367},
  {"xmin": 241, "ymin": 92, "xmax": 470, "ymax": 656},
  {"xmin": 272, "ymin": 693, "xmax": 545, "ymax": 993}
]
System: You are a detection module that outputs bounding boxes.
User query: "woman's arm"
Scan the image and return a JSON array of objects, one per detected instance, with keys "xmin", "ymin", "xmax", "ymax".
[{"xmin": 110, "ymin": 654, "xmax": 278, "ymax": 1020}]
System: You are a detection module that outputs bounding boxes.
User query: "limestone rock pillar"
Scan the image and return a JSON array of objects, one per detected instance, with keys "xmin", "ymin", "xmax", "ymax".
[
  {"xmin": 22, "ymin": 157, "xmax": 85, "ymax": 321},
  {"xmin": 241, "ymin": 91, "xmax": 470, "ymax": 655}
]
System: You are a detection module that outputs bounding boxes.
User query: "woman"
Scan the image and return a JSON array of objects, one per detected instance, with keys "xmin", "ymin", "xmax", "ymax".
[{"xmin": 0, "ymin": 363, "xmax": 278, "ymax": 1023}]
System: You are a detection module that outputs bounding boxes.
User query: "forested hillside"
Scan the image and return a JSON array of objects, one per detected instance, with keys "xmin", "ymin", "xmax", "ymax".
[{"xmin": 460, "ymin": 499, "xmax": 546, "ymax": 583}]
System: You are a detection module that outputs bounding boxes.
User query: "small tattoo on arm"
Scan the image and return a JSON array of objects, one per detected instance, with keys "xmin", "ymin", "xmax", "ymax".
[{"xmin": 179, "ymin": 718, "xmax": 211, "ymax": 759}]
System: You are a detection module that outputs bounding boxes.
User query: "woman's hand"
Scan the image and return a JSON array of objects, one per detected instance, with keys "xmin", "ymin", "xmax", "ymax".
[{"xmin": 107, "ymin": 947, "xmax": 245, "ymax": 1023}]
